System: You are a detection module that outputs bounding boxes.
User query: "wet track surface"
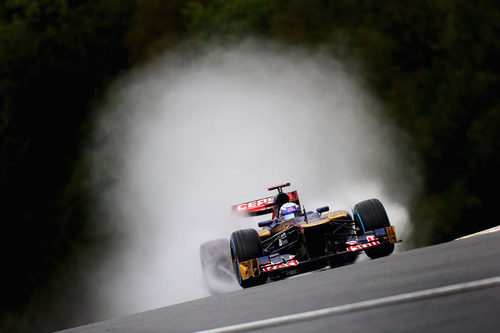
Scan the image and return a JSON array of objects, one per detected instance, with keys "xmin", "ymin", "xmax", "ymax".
[{"xmin": 62, "ymin": 232, "xmax": 500, "ymax": 332}]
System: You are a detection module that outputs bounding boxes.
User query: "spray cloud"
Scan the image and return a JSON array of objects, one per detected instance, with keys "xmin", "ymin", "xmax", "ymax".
[{"xmin": 90, "ymin": 41, "xmax": 418, "ymax": 318}]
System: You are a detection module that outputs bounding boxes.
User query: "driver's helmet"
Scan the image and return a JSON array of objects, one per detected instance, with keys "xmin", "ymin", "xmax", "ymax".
[{"xmin": 280, "ymin": 203, "xmax": 300, "ymax": 221}]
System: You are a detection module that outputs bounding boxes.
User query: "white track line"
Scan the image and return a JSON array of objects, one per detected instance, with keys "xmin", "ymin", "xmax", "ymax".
[
  {"xmin": 197, "ymin": 276, "xmax": 500, "ymax": 333},
  {"xmin": 456, "ymin": 225, "xmax": 500, "ymax": 240}
]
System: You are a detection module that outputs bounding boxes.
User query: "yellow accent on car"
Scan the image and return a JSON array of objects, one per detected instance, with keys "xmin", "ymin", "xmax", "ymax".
[
  {"xmin": 259, "ymin": 230, "xmax": 271, "ymax": 237},
  {"xmin": 238, "ymin": 259, "xmax": 260, "ymax": 281},
  {"xmin": 328, "ymin": 212, "xmax": 348, "ymax": 219},
  {"xmin": 386, "ymin": 226, "xmax": 397, "ymax": 243}
]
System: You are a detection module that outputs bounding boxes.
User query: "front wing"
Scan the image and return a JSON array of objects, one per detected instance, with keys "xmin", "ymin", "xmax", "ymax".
[{"xmin": 237, "ymin": 226, "xmax": 398, "ymax": 281}]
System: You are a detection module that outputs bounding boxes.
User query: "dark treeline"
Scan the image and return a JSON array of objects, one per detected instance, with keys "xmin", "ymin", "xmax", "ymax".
[
  {"xmin": 1, "ymin": 0, "xmax": 498, "ymax": 331},
  {"xmin": 0, "ymin": 0, "xmax": 136, "ymax": 330}
]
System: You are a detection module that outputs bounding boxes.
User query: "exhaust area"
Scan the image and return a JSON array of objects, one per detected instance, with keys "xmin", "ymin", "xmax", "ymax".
[{"xmin": 90, "ymin": 41, "xmax": 419, "ymax": 318}]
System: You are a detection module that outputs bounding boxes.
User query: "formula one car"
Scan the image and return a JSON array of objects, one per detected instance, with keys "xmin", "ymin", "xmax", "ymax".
[{"xmin": 229, "ymin": 182, "xmax": 398, "ymax": 288}]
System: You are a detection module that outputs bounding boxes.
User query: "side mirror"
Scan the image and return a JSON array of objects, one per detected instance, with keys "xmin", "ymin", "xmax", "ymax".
[
  {"xmin": 258, "ymin": 220, "xmax": 273, "ymax": 228},
  {"xmin": 316, "ymin": 206, "xmax": 329, "ymax": 214}
]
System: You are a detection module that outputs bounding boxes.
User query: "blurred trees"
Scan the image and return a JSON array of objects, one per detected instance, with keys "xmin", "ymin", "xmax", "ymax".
[
  {"xmin": 0, "ymin": 0, "xmax": 134, "ymax": 330},
  {"xmin": 1, "ymin": 0, "xmax": 499, "ymax": 330}
]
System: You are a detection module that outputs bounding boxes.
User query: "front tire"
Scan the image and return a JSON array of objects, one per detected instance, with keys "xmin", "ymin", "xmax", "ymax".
[
  {"xmin": 230, "ymin": 229, "xmax": 267, "ymax": 288},
  {"xmin": 353, "ymin": 199, "xmax": 394, "ymax": 259}
]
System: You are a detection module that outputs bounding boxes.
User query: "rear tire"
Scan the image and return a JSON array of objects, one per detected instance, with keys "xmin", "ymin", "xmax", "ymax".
[
  {"xmin": 353, "ymin": 199, "xmax": 394, "ymax": 259},
  {"xmin": 230, "ymin": 229, "xmax": 267, "ymax": 288}
]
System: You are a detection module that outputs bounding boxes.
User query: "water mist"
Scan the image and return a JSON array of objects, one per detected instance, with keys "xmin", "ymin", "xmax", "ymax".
[{"xmin": 90, "ymin": 41, "xmax": 418, "ymax": 318}]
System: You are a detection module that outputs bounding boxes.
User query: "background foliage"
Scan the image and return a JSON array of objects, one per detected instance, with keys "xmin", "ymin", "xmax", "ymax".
[{"xmin": 1, "ymin": 0, "xmax": 498, "ymax": 331}]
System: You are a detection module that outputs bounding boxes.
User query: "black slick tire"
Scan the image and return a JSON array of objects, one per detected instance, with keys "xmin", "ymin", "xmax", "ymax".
[
  {"xmin": 230, "ymin": 229, "xmax": 267, "ymax": 288},
  {"xmin": 353, "ymin": 198, "xmax": 395, "ymax": 259}
]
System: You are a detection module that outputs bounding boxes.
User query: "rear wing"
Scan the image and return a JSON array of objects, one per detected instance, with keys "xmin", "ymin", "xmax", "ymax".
[{"xmin": 232, "ymin": 191, "xmax": 300, "ymax": 217}]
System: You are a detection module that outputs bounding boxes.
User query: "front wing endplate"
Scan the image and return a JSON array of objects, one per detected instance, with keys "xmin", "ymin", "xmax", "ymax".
[
  {"xmin": 386, "ymin": 225, "xmax": 397, "ymax": 243},
  {"xmin": 238, "ymin": 258, "xmax": 260, "ymax": 281}
]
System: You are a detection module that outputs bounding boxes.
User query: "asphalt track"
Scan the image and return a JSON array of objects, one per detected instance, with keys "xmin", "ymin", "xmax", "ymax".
[{"xmin": 62, "ymin": 231, "xmax": 500, "ymax": 332}]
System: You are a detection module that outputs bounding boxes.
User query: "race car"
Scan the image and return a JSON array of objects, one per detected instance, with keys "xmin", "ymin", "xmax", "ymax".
[{"xmin": 228, "ymin": 182, "xmax": 398, "ymax": 288}]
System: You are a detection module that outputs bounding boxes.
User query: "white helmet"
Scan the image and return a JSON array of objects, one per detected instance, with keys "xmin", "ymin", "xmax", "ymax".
[{"xmin": 280, "ymin": 203, "xmax": 300, "ymax": 221}]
